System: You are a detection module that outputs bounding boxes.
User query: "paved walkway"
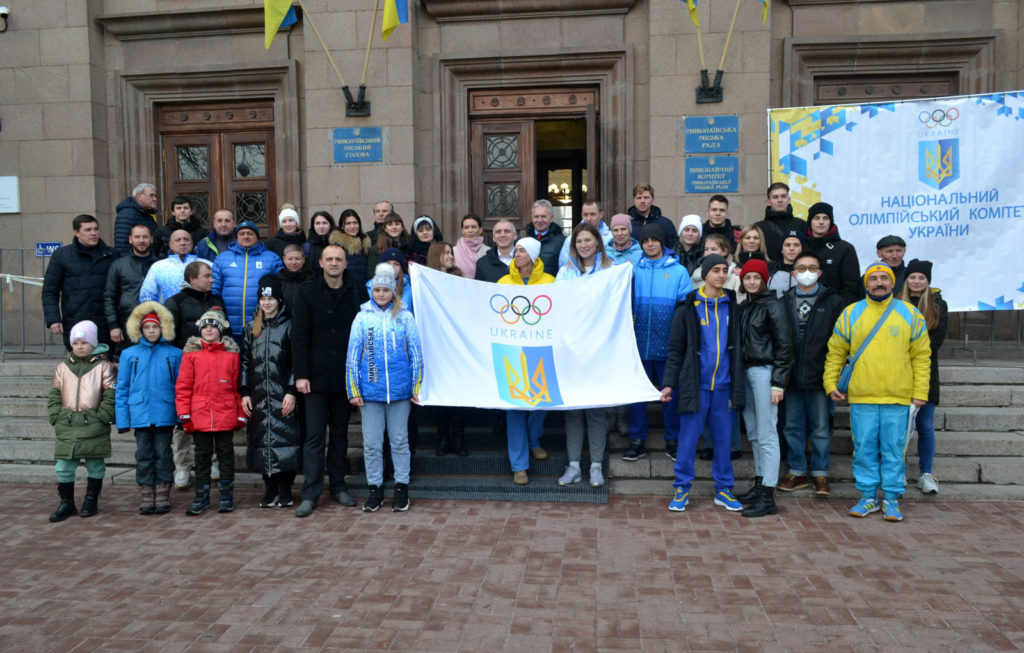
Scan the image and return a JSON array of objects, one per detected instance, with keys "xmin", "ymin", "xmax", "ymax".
[{"xmin": 1, "ymin": 485, "xmax": 1023, "ymax": 652}]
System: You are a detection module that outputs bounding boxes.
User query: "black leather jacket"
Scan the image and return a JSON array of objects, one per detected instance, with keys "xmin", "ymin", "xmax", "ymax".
[{"xmin": 739, "ymin": 291, "xmax": 794, "ymax": 389}]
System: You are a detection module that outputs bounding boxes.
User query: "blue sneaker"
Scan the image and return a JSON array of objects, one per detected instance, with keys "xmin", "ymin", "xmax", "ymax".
[
  {"xmin": 849, "ymin": 497, "xmax": 880, "ymax": 518},
  {"xmin": 714, "ymin": 489, "xmax": 742, "ymax": 511},
  {"xmin": 668, "ymin": 488, "xmax": 689, "ymax": 512},
  {"xmin": 882, "ymin": 499, "xmax": 903, "ymax": 522}
]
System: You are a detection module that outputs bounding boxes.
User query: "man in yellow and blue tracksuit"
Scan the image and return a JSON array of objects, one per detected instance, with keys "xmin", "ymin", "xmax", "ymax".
[{"xmin": 824, "ymin": 261, "xmax": 930, "ymax": 522}]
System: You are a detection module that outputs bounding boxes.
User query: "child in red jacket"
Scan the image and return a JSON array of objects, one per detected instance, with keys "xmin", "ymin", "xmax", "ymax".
[{"xmin": 175, "ymin": 309, "xmax": 246, "ymax": 515}]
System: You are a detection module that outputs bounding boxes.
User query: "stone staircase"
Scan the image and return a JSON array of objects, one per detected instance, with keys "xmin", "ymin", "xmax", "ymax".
[{"xmin": 1, "ymin": 349, "xmax": 1022, "ymax": 501}]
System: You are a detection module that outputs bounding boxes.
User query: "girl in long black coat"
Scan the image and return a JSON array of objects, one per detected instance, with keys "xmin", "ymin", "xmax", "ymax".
[{"xmin": 240, "ymin": 275, "xmax": 301, "ymax": 507}]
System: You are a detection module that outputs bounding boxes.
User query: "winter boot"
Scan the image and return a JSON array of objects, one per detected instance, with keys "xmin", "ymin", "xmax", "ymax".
[
  {"xmin": 742, "ymin": 486, "xmax": 778, "ymax": 518},
  {"xmin": 363, "ymin": 485, "xmax": 384, "ymax": 512},
  {"xmin": 736, "ymin": 476, "xmax": 763, "ymax": 505},
  {"xmin": 260, "ymin": 474, "xmax": 279, "ymax": 508},
  {"xmin": 49, "ymin": 482, "xmax": 77, "ymax": 522},
  {"xmin": 392, "ymin": 482, "xmax": 410, "ymax": 512},
  {"xmin": 154, "ymin": 483, "xmax": 172, "ymax": 514},
  {"xmin": 79, "ymin": 477, "xmax": 103, "ymax": 518},
  {"xmin": 138, "ymin": 485, "xmax": 156, "ymax": 515},
  {"xmin": 276, "ymin": 471, "xmax": 296, "ymax": 507},
  {"xmin": 218, "ymin": 480, "xmax": 235, "ymax": 513},
  {"xmin": 185, "ymin": 483, "xmax": 211, "ymax": 515}
]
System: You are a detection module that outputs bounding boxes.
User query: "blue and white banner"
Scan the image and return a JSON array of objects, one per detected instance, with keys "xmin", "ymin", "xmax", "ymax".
[
  {"xmin": 768, "ymin": 91, "xmax": 1024, "ymax": 312},
  {"xmin": 409, "ymin": 263, "xmax": 660, "ymax": 410}
]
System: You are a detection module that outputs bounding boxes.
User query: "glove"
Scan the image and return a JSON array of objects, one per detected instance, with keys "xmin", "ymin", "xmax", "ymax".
[{"xmin": 179, "ymin": 415, "xmax": 195, "ymax": 434}]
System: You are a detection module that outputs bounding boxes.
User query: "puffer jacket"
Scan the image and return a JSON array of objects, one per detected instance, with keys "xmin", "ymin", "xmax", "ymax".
[
  {"xmin": 48, "ymin": 344, "xmax": 116, "ymax": 459},
  {"xmin": 267, "ymin": 228, "xmax": 307, "ymax": 259},
  {"xmin": 554, "ymin": 252, "xmax": 613, "ymax": 280},
  {"xmin": 497, "ymin": 258, "xmax": 555, "ymax": 286},
  {"xmin": 523, "ymin": 223, "xmax": 566, "ymax": 276},
  {"xmin": 753, "ymin": 207, "xmax": 807, "ymax": 262},
  {"xmin": 211, "ymin": 240, "xmax": 283, "ymax": 336},
  {"xmin": 103, "ymin": 250, "xmax": 156, "ymax": 332},
  {"xmin": 113, "ymin": 196, "xmax": 157, "ymax": 257},
  {"xmin": 823, "ymin": 295, "xmax": 931, "ymax": 404},
  {"xmin": 606, "ymin": 239, "xmax": 643, "ymax": 267},
  {"xmin": 115, "ymin": 302, "xmax": 181, "ymax": 429},
  {"xmin": 175, "ymin": 336, "xmax": 245, "ymax": 432},
  {"xmin": 153, "ymin": 215, "xmax": 204, "ymax": 259},
  {"xmin": 673, "ymin": 243, "xmax": 703, "ymax": 276},
  {"xmin": 663, "ymin": 288, "xmax": 745, "ymax": 414},
  {"xmin": 194, "ymin": 230, "xmax": 234, "ymax": 261},
  {"xmin": 738, "ymin": 291, "xmax": 794, "ymax": 389},
  {"xmin": 139, "ymin": 254, "xmax": 201, "ymax": 304},
  {"xmin": 907, "ymin": 288, "xmax": 948, "ymax": 405},
  {"xmin": 42, "ymin": 238, "xmax": 118, "ymax": 331},
  {"xmin": 346, "ymin": 300, "xmax": 423, "ymax": 403},
  {"xmin": 633, "ymin": 252, "xmax": 694, "ymax": 361},
  {"xmin": 628, "ymin": 205, "xmax": 679, "ymax": 251},
  {"xmin": 164, "ymin": 287, "xmax": 227, "ymax": 349},
  {"xmin": 781, "ymin": 284, "xmax": 846, "ymax": 392},
  {"xmin": 805, "ymin": 225, "xmax": 862, "ymax": 305},
  {"xmin": 240, "ymin": 309, "xmax": 300, "ymax": 474}
]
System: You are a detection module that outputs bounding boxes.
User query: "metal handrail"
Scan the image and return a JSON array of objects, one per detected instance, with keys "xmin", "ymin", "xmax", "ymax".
[{"xmin": 0, "ymin": 248, "xmax": 59, "ymax": 359}]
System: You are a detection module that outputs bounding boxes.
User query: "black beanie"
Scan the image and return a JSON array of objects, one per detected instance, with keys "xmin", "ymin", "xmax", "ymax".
[
  {"xmin": 639, "ymin": 223, "xmax": 664, "ymax": 247},
  {"xmin": 807, "ymin": 202, "xmax": 834, "ymax": 227},
  {"xmin": 258, "ymin": 274, "xmax": 284, "ymax": 303},
  {"xmin": 701, "ymin": 254, "xmax": 728, "ymax": 279},
  {"xmin": 905, "ymin": 258, "xmax": 932, "ymax": 284}
]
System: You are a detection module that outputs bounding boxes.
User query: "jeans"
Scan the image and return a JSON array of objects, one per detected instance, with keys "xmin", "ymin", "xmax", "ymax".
[
  {"xmin": 194, "ymin": 431, "xmax": 234, "ymax": 485},
  {"xmin": 674, "ymin": 388, "xmax": 734, "ymax": 492},
  {"xmin": 55, "ymin": 457, "xmax": 105, "ymax": 483},
  {"xmin": 783, "ymin": 390, "xmax": 831, "ymax": 477},
  {"xmin": 361, "ymin": 400, "xmax": 412, "ymax": 486},
  {"xmin": 850, "ymin": 403, "xmax": 908, "ymax": 497},
  {"xmin": 629, "ymin": 359, "xmax": 679, "ymax": 442},
  {"xmin": 134, "ymin": 426, "xmax": 174, "ymax": 486},
  {"xmin": 564, "ymin": 408, "xmax": 608, "ymax": 464},
  {"xmin": 915, "ymin": 401, "xmax": 937, "ymax": 474},
  {"xmin": 507, "ymin": 410, "xmax": 546, "ymax": 472},
  {"xmin": 742, "ymin": 365, "xmax": 780, "ymax": 487},
  {"xmin": 300, "ymin": 392, "xmax": 351, "ymax": 501}
]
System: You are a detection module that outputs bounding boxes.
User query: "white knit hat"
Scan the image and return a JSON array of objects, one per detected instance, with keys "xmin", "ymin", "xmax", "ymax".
[
  {"xmin": 515, "ymin": 237, "xmax": 542, "ymax": 262},
  {"xmin": 678, "ymin": 214, "xmax": 703, "ymax": 238}
]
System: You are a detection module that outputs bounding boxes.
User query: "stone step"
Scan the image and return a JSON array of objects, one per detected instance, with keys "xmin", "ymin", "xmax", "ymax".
[
  {"xmin": 937, "ymin": 365, "xmax": 1024, "ymax": 385},
  {"xmin": 609, "ymin": 478, "xmax": 1024, "ymax": 501},
  {"xmin": 0, "ymin": 359, "xmax": 63, "ymax": 378},
  {"xmin": 940, "ymin": 385, "xmax": 1024, "ymax": 407},
  {"xmin": 0, "ymin": 378, "xmax": 54, "ymax": 398},
  {"xmin": 831, "ymin": 405, "xmax": 1024, "ymax": 432}
]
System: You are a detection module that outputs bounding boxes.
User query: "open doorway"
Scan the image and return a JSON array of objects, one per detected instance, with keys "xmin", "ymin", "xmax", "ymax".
[{"xmin": 536, "ymin": 119, "xmax": 589, "ymax": 234}]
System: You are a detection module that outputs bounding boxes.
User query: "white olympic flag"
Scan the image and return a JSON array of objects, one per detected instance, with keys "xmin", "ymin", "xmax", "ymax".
[{"xmin": 409, "ymin": 263, "xmax": 661, "ymax": 410}]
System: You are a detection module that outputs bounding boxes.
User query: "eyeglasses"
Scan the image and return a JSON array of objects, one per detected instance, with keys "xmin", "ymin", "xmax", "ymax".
[{"xmin": 794, "ymin": 265, "xmax": 820, "ymax": 272}]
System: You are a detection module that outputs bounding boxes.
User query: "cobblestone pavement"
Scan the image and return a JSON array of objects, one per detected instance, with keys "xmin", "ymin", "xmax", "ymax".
[{"xmin": 1, "ymin": 484, "xmax": 1023, "ymax": 652}]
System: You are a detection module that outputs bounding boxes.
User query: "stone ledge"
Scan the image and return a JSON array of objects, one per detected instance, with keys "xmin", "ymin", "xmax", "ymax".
[
  {"xmin": 97, "ymin": 7, "xmax": 286, "ymax": 42},
  {"xmin": 423, "ymin": 0, "xmax": 637, "ymax": 22}
]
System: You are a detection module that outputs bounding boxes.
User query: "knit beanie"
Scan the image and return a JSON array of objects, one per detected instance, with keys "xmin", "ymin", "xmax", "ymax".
[
  {"xmin": 863, "ymin": 261, "xmax": 896, "ymax": 287},
  {"xmin": 610, "ymin": 213, "xmax": 631, "ymax": 230},
  {"xmin": 140, "ymin": 312, "xmax": 161, "ymax": 328},
  {"xmin": 69, "ymin": 320, "xmax": 99, "ymax": 348},
  {"xmin": 515, "ymin": 237, "xmax": 542, "ymax": 262},
  {"xmin": 258, "ymin": 274, "xmax": 284, "ymax": 303},
  {"xmin": 196, "ymin": 309, "xmax": 230, "ymax": 334},
  {"xmin": 807, "ymin": 202, "xmax": 834, "ymax": 227},
  {"xmin": 781, "ymin": 229, "xmax": 806, "ymax": 250},
  {"xmin": 905, "ymin": 258, "xmax": 933, "ymax": 284},
  {"xmin": 701, "ymin": 254, "xmax": 728, "ymax": 279},
  {"xmin": 369, "ymin": 263, "xmax": 398, "ymax": 292},
  {"xmin": 379, "ymin": 247, "xmax": 409, "ymax": 274},
  {"xmin": 639, "ymin": 223, "xmax": 664, "ymax": 246},
  {"xmin": 236, "ymin": 220, "xmax": 260, "ymax": 236},
  {"xmin": 278, "ymin": 208, "xmax": 300, "ymax": 227},
  {"xmin": 739, "ymin": 258, "xmax": 770, "ymax": 283},
  {"xmin": 677, "ymin": 214, "xmax": 703, "ymax": 238}
]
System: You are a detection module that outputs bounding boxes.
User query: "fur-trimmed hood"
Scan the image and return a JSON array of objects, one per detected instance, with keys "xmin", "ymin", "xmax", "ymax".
[
  {"xmin": 183, "ymin": 335, "xmax": 240, "ymax": 354},
  {"xmin": 126, "ymin": 301, "xmax": 175, "ymax": 343}
]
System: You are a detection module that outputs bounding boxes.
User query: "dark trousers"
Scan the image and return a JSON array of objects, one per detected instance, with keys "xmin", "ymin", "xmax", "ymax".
[
  {"xmin": 194, "ymin": 430, "xmax": 234, "ymax": 485},
  {"xmin": 134, "ymin": 426, "xmax": 174, "ymax": 487},
  {"xmin": 301, "ymin": 392, "xmax": 351, "ymax": 501}
]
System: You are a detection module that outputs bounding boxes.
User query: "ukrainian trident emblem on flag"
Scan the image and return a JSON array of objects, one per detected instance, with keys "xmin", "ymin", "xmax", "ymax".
[{"xmin": 919, "ymin": 138, "xmax": 960, "ymax": 190}]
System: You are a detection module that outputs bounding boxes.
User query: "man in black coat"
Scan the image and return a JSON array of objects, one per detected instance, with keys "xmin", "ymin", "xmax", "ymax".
[
  {"xmin": 474, "ymin": 219, "xmax": 518, "ymax": 283},
  {"xmin": 628, "ymin": 183, "xmax": 679, "ymax": 252},
  {"xmin": 42, "ymin": 214, "xmax": 118, "ymax": 351},
  {"xmin": 153, "ymin": 196, "xmax": 205, "ymax": 259},
  {"xmin": 752, "ymin": 182, "xmax": 807, "ymax": 262},
  {"xmin": 113, "ymin": 183, "xmax": 158, "ymax": 256},
  {"xmin": 804, "ymin": 201, "xmax": 862, "ymax": 305},
  {"xmin": 778, "ymin": 250, "xmax": 846, "ymax": 496},
  {"xmin": 103, "ymin": 223, "xmax": 157, "ymax": 350},
  {"xmin": 522, "ymin": 199, "xmax": 565, "ymax": 275},
  {"xmin": 291, "ymin": 244, "xmax": 366, "ymax": 517}
]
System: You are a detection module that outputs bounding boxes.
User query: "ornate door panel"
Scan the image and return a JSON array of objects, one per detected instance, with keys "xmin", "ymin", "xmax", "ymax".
[{"xmin": 471, "ymin": 120, "xmax": 534, "ymax": 230}]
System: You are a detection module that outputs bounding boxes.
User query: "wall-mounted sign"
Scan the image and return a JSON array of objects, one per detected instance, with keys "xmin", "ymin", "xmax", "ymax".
[
  {"xmin": 684, "ymin": 116, "xmax": 740, "ymax": 153},
  {"xmin": 36, "ymin": 242, "xmax": 62, "ymax": 257},
  {"xmin": 0, "ymin": 176, "xmax": 20, "ymax": 213},
  {"xmin": 684, "ymin": 156, "xmax": 739, "ymax": 194},
  {"xmin": 333, "ymin": 127, "xmax": 383, "ymax": 163}
]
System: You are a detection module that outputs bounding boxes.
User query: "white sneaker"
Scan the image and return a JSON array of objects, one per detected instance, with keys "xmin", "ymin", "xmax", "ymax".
[
  {"xmin": 558, "ymin": 466, "xmax": 582, "ymax": 486},
  {"xmin": 211, "ymin": 463, "xmax": 221, "ymax": 482},
  {"xmin": 174, "ymin": 470, "xmax": 191, "ymax": 489},
  {"xmin": 917, "ymin": 473, "xmax": 939, "ymax": 495}
]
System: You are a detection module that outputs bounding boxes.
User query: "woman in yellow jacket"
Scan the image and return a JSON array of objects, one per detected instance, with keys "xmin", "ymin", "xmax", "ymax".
[{"xmin": 498, "ymin": 237, "xmax": 555, "ymax": 484}]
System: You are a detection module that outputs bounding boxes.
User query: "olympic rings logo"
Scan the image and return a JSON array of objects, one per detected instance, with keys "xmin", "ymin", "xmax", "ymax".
[
  {"xmin": 919, "ymin": 108, "xmax": 959, "ymax": 129},
  {"xmin": 490, "ymin": 293, "xmax": 553, "ymax": 326}
]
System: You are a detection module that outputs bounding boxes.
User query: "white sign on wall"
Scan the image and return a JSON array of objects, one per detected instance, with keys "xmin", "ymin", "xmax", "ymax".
[{"xmin": 0, "ymin": 176, "xmax": 19, "ymax": 213}]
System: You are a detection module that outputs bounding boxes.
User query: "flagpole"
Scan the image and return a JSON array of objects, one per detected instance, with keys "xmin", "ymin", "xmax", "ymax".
[
  {"xmin": 362, "ymin": 0, "xmax": 382, "ymax": 86},
  {"xmin": 696, "ymin": 23, "xmax": 706, "ymax": 71},
  {"xmin": 294, "ymin": 0, "xmax": 347, "ymax": 87},
  {"xmin": 718, "ymin": 0, "xmax": 743, "ymax": 72}
]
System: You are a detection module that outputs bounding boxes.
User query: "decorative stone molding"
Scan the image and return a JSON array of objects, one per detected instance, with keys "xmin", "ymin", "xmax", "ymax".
[
  {"xmin": 422, "ymin": 0, "xmax": 637, "ymax": 22},
  {"xmin": 782, "ymin": 33, "xmax": 997, "ymax": 107},
  {"xmin": 97, "ymin": 7, "xmax": 286, "ymax": 41}
]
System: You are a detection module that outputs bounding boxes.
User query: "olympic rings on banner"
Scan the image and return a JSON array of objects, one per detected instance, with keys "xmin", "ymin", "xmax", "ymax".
[
  {"xmin": 490, "ymin": 293, "xmax": 553, "ymax": 326},
  {"xmin": 918, "ymin": 108, "xmax": 959, "ymax": 129}
]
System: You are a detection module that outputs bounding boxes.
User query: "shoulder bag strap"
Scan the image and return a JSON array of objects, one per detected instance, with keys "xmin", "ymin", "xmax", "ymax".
[{"xmin": 848, "ymin": 300, "xmax": 897, "ymax": 367}]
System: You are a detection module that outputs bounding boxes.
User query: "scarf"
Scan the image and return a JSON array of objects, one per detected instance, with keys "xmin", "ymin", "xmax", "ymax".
[{"xmin": 454, "ymin": 236, "xmax": 486, "ymax": 278}]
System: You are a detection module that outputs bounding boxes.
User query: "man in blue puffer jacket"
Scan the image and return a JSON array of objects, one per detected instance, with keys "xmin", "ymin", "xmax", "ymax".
[
  {"xmin": 211, "ymin": 221, "xmax": 283, "ymax": 338},
  {"xmin": 624, "ymin": 223, "xmax": 693, "ymax": 463}
]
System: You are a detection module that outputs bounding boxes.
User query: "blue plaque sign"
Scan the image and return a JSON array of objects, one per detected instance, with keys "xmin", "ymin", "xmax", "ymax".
[
  {"xmin": 35, "ymin": 242, "xmax": 62, "ymax": 257},
  {"xmin": 684, "ymin": 156, "xmax": 739, "ymax": 194},
  {"xmin": 333, "ymin": 127, "xmax": 383, "ymax": 163},
  {"xmin": 684, "ymin": 116, "xmax": 740, "ymax": 153}
]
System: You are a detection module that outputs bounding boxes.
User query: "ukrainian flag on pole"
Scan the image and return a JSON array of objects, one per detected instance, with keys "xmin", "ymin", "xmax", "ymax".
[
  {"xmin": 382, "ymin": 0, "xmax": 409, "ymax": 41},
  {"xmin": 757, "ymin": 0, "xmax": 769, "ymax": 23},
  {"xmin": 264, "ymin": 0, "xmax": 298, "ymax": 49},
  {"xmin": 683, "ymin": 0, "xmax": 699, "ymax": 28}
]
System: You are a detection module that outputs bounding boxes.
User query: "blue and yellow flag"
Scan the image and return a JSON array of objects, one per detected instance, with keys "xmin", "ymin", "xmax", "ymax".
[
  {"xmin": 683, "ymin": 0, "xmax": 699, "ymax": 28},
  {"xmin": 264, "ymin": 1, "xmax": 298, "ymax": 49},
  {"xmin": 382, "ymin": 0, "xmax": 410, "ymax": 41},
  {"xmin": 757, "ymin": 0, "xmax": 769, "ymax": 23}
]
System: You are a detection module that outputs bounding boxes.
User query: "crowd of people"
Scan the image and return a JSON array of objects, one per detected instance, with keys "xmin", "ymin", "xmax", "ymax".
[{"xmin": 40, "ymin": 180, "xmax": 944, "ymax": 522}]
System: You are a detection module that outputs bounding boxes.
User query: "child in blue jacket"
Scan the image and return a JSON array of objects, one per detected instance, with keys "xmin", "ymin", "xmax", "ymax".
[
  {"xmin": 347, "ymin": 264, "xmax": 423, "ymax": 514},
  {"xmin": 116, "ymin": 301, "xmax": 182, "ymax": 515}
]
